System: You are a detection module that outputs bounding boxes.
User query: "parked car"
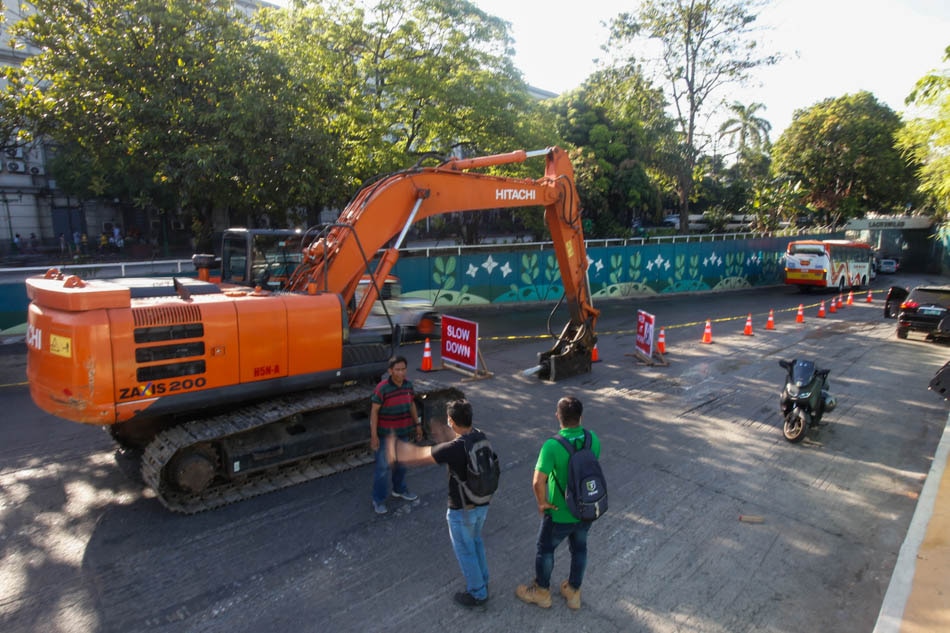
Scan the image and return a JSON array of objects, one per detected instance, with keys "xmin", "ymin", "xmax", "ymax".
[
  {"xmin": 879, "ymin": 258, "xmax": 899, "ymax": 274},
  {"xmin": 883, "ymin": 286, "xmax": 909, "ymax": 319},
  {"xmin": 896, "ymin": 286, "xmax": 950, "ymax": 341},
  {"xmin": 355, "ymin": 276, "xmax": 440, "ymax": 342}
]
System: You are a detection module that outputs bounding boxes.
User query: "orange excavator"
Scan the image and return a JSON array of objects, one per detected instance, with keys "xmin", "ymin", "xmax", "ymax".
[{"xmin": 24, "ymin": 147, "xmax": 599, "ymax": 512}]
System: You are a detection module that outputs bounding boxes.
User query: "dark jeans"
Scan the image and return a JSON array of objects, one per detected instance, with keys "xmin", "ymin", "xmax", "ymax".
[{"xmin": 534, "ymin": 514, "xmax": 591, "ymax": 590}]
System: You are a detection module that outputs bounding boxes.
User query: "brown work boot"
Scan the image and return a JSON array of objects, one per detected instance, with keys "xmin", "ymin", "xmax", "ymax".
[
  {"xmin": 515, "ymin": 581, "xmax": 552, "ymax": 608},
  {"xmin": 560, "ymin": 580, "xmax": 581, "ymax": 610}
]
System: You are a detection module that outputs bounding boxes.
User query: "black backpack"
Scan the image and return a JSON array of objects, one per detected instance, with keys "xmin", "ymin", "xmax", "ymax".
[
  {"xmin": 552, "ymin": 430, "xmax": 607, "ymax": 521},
  {"xmin": 452, "ymin": 430, "xmax": 500, "ymax": 505}
]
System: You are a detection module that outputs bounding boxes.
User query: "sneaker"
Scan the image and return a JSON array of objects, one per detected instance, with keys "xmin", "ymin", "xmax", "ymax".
[
  {"xmin": 391, "ymin": 489, "xmax": 418, "ymax": 501},
  {"xmin": 373, "ymin": 501, "xmax": 388, "ymax": 514},
  {"xmin": 560, "ymin": 580, "xmax": 581, "ymax": 610},
  {"xmin": 515, "ymin": 581, "xmax": 552, "ymax": 608},
  {"xmin": 453, "ymin": 591, "xmax": 487, "ymax": 608}
]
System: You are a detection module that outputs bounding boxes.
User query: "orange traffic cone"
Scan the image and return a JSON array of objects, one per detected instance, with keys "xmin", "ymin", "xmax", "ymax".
[
  {"xmin": 837, "ymin": 294, "xmax": 844, "ymax": 309},
  {"xmin": 765, "ymin": 309, "xmax": 775, "ymax": 330},
  {"xmin": 701, "ymin": 320, "xmax": 713, "ymax": 344},
  {"xmin": 592, "ymin": 342, "xmax": 600, "ymax": 362},
  {"xmin": 817, "ymin": 301, "xmax": 826, "ymax": 318},
  {"xmin": 420, "ymin": 338, "xmax": 433, "ymax": 371},
  {"xmin": 866, "ymin": 289, "xmax": 873, "ymax": 303},
  {"xmin": 847, "ymin": 290, "xmax": 854, "ymax": 306},
  {"xmin": 796, "ymin": 304, "xmax": 805, "ymax": 323},
  {"xmin": 829, "ymin": 298, "xmax": 837, "ymax": 314},
  {"xmin": 743, "ymin": 313, "xmax": 753, "ymax": 336},
  {"xmin": 657, "ymin": 328, "xmax": 667, "ymax": 354}
]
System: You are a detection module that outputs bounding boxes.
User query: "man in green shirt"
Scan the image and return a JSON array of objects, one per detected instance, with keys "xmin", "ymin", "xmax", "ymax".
[{"xmin": 516, "ymin": 395, "xmax": 600, "ymax": 610}]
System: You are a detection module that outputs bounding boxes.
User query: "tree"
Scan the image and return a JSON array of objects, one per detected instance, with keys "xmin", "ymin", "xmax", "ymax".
[
  {"xmin": 772, "ymin": 91, "xmax": 919, "ymax": 225},
  {"xmin": 326, "ymin": 0, "xmax": 534, "ymax": 179},
  {"xmin": 898, "ymin": 45, "xmax": 950, "ymax": 218},
  {"xmin": 541, "ymin": 67, "xmax": 677, "ymax": 238},
  {"xmin": 718, "ymin": 101, "xmax": 771, "ymax": 177},
  {"xmin": 7, "ymin": 0, "xmax": 338, "ymax": 234},
  {"xmin": 608, "ymin": 0, "xmax": 778, "ymax": 233}
]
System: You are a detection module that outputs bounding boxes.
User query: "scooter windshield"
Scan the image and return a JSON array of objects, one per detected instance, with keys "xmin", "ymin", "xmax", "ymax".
[{"xmin": 791, "ymin": 360, "xmax": 817, "ymax": 386}]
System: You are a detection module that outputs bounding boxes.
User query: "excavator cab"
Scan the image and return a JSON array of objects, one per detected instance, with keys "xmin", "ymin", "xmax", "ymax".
[{"xmin": 219, "ymin": 228, "xmax": 306, "ymax": 290}]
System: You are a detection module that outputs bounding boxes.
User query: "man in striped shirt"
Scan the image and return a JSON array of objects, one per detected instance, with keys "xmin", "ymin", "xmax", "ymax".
[{"xmin": 369, "ymin": 355, "xmax": 422, "ymax": 514}]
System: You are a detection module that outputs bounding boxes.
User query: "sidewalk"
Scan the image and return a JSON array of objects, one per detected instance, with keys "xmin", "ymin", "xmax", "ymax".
[{"xmin": 874, "ymin": 410, "xmax": 950, "ymax": 633}]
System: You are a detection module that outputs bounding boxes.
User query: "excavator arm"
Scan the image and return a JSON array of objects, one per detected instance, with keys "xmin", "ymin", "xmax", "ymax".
[{"xmin": 286, "ymin": 147, "xmax": 599, "ymax": 380}]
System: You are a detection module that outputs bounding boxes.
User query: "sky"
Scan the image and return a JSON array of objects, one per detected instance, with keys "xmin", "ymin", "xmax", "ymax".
[{"xmin": 469, "ymin": 0, "xmax": 950, "ymax": 140}]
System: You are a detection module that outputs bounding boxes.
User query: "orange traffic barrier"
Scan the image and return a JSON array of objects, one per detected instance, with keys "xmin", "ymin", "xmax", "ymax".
[
  {"xmin": 657, "ymin": 328, "xmax": 667, "ymax": 354},
  {"xmin": 847, "ymin": 290, "xmax": 854, "ymax": 306},
  {"xmin": 765, "ymin": 309, "xmax": 775, "ymax": 330},
  {"xmin": 867, "ymin": 289, "xmax": 873, "ymax": 303},
  {"xmin": 817, "ymin": 301, "xmax": 826, "ymax": 318},
  {"xmin": 420, "ymin": 338, "xmax": 433, "ymax": 371},
  {"xmin": 701, "ymin": 320, "xmax": 713, "ymax": 344},
  {"xmin": 796, "ymin": 304, "xmax": 804, "ymax": 323},
  {"xmin": 743, "ymin": 313, "xmax": 753, "ymax": 336},
  {"xmin": 592, "ymin": 342, "xmax": 600, "ymax": 362},
  {"xmin": 829, "ymin": 298, "xmax": 837, "ymax": 314}
]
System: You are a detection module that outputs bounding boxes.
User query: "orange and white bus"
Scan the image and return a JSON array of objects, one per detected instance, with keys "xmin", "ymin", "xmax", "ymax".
[{"xmin": 784, "ymin": 239, "xmax": 873, "ymax": 292}]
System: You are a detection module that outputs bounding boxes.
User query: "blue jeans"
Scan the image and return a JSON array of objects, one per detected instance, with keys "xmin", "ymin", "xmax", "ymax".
[
  {"xmin": 535, "ymin": 515, "xmax": 591, "ymax": 590},
  {"xmin": 447, "ymin": 506, "xmax": 490, "ymax": 599},
  {"xmin": 372, "ymin": 445, "xmax": 408, "ymax": 504}
]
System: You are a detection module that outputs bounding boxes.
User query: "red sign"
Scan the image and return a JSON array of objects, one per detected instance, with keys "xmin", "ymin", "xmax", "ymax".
[
  {"xmin": 441, "ymin": 315, "xmax": 479, "ymax": 371},
  {"xmin": 636, "ymin": 310, "xmax": 655, "ymax": 357}
]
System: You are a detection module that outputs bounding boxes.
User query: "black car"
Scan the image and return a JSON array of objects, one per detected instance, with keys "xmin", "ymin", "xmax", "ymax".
[
  {"xmin": 896, "ymin": 286, "xmax": 950, "ymax": 341},
  {"xmin": 884, "ymin": 285, "xmax": 909, "ymax": 319}
]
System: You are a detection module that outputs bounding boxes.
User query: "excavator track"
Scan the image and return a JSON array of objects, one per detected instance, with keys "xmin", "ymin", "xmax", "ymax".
[{"xmin": 141, "ymin": 379, "xmax": 462, "ymax": 514}]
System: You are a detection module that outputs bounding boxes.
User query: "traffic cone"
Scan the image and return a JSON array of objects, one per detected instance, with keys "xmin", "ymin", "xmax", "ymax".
[
  {"xmin": 743, "ymin": 313, "xmax": 753, "ymax": 336},
  {"xmin": 829, "ymin": 298, "xmax": 837, "ymax": 314},
  {"xmin": 420, "ymin": 338, "xmax": 433, "ymax": 371},
  {"xmin": 866, "ymin": 289, "xmax": 873, "ymax": 303},
  {"xmin": 657, "ymin": 328, "xmax": 667, "ymax": 354},
  {"xmin": 701, "ymin": 320, "xmax": 713, "ymax": 344},
  {"xmin": 817, "ymin": 301, "xmax": 826, "ymax": 318},
  {"xmin": 592, "ymin": 342, "xmax": 600, "ymax": 362},
  {"xmin": 847, "ymin": 290, "xmax": 854, "ymax": 306},
  {"xmin": 837, "ymin": 294, "xmax": 843, "ymax": 310},
  {"xmin": 796, "ymin": 304, "xmax": 804, "ymax": 323},
  {"xmin": 765, "ymin": 309, "xmax": 775, "ymax": 330}
]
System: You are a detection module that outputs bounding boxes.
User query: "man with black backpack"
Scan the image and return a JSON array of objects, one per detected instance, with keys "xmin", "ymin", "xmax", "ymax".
[
  {"xmin": 389, "ymin": 399, "xmax": 499, "ymax": 608},
  {"xmin": 515, "ymin": 395, "xmax": 604, "ymax": 611}
]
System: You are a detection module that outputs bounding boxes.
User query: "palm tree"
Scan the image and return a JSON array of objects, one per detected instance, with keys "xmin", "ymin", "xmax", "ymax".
[
  {"xmin": 719, "ymin": 101, "xmax": 772, "ymax": 180},
  {"xmin": 719, "ymin": 101, "xmax": 771, "ymax": 152}
]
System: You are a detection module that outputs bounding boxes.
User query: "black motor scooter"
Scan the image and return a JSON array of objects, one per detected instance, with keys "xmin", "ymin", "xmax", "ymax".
[{"xmin": 778, "ymin": 359, "xmax": 836, "ymax": 443}]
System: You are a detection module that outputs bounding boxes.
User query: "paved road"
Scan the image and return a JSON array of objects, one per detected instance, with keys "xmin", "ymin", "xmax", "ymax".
[{"xmin": 1, "ymin": 277, "xmax": 948, "ymax": 633}]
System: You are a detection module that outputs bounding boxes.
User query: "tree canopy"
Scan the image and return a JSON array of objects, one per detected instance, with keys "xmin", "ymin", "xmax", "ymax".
[
  {"xmin": 772, "ymin": 91, "xmax": 919, "ymax": 225},
  {"xmin": 898, "ymin": 45, "xmax": 950, "ymax": 218}
]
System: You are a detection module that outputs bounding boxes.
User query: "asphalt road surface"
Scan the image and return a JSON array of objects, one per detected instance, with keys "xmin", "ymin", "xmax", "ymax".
[{"xmin": 1, "ymin": 276, "xmax": 948, "ymax": 633}]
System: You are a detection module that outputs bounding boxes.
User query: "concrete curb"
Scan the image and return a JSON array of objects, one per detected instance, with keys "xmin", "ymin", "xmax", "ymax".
[{"xmin": 872, "ymin": 408, "xmax": 950, "ymax": 632}]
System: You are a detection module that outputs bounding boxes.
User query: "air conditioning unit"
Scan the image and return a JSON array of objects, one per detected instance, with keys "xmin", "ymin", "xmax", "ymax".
[
  {"xmin": 28, "ymin": 164, "xmax": 44, "ymax": 176},
  {"xmin": 7, "ymin": 161, "xmax": 24, "ymax": 173},
  {"xmin": 4, "ymin": 147, "xmax": 24, "ymax": 159}
]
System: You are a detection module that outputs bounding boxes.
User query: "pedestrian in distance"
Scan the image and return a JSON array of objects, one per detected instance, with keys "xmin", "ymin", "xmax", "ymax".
[
  {"xmin": 516, "ymin": 395, "xmax": 601, "ymax": 610},
  {"xmin": 388, "ymin": 399, "xmax": 495, "ymax": 608},
  {"xmin": 369, "ymin": 355, "xmax": 422, "ymax": 514}
]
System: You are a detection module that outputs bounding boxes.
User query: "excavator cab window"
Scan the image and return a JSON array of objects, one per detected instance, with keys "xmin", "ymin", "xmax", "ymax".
[
  {"xmin": 220, "ymin": 234, "xmax": 249, "ymax": 284},
  {"xmin": 219, "ymin": 230, "xmax": 304, "ymax": 290}
]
